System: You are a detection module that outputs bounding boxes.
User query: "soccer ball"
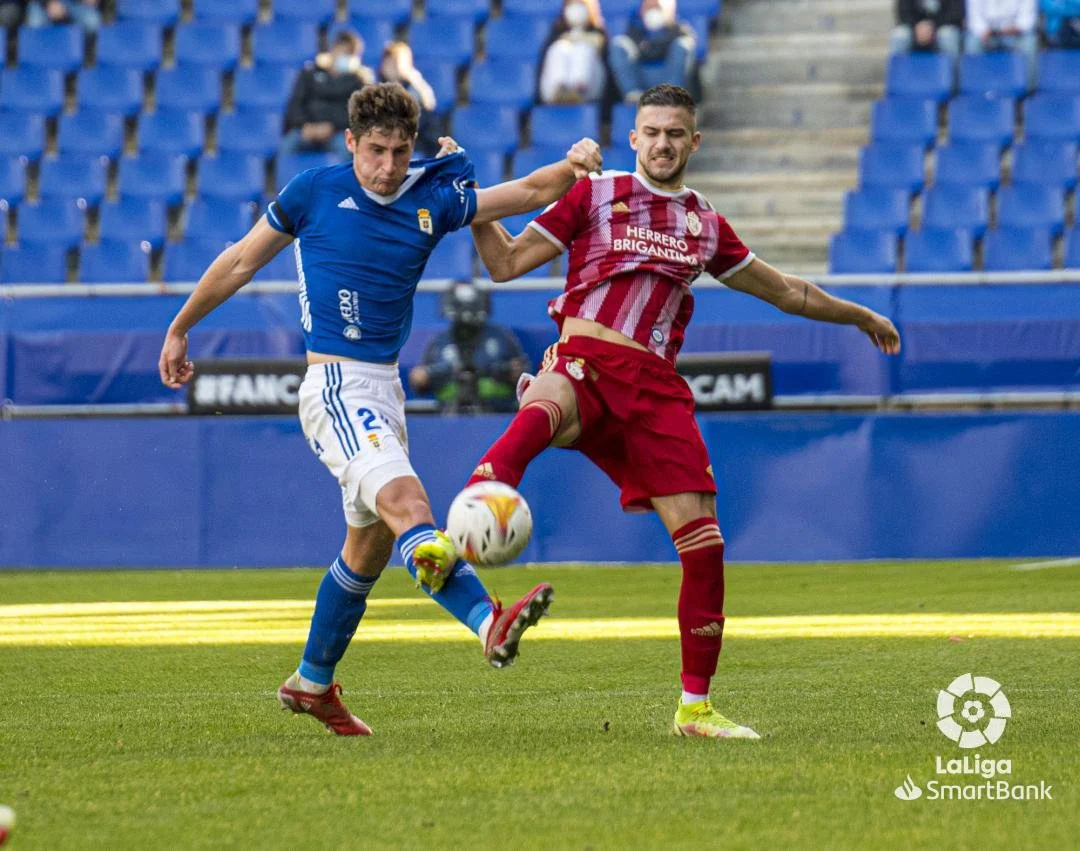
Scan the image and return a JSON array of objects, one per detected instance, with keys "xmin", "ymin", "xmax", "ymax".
[{"xmin": 446, "ymin": 482, "xmax": 532, "ymax": 567}]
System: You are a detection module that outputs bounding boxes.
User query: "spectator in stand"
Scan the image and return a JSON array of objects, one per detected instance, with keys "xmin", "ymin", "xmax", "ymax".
[
  {"xmin": 281, "ymin": 30, "xmax": 374, "ymax": 159},
  {"xmin": 26, "ymin": 0, "xmax": 99, "ymax": 31},
  {"xmin": 964, "ymin": 0, "xmax": 1038, "ymax": 84},
  {"xmin": 378, "ymin": 41, "xmax": 443, "ymax": 157},
  {"xmin": 1042, "ymin": 0, "xmax": 1080, "ymax": 46},
  {"xmin": 0, "ymin": 0, "xmax": 27, "ymax": 28},
  {"xmin": 891, "ymin": 0, "xmax": 965, "ymax": 56},
  {"xmin": 538, "ymin": 0, "xmax": 609, "ymax": 104},
  {"xmin": 609, "ymin": 0, "xmax": 696, "ymax": 102}
]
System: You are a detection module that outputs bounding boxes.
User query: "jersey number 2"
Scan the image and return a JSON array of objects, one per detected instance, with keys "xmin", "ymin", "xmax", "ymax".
[{"xmin": 355, "ymin": 407, "xmax": 382, "ymax": 430}]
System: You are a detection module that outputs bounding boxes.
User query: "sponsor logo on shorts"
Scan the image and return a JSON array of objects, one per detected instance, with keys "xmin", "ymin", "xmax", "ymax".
[
  {"xmin": 691, "ymin": 621, "xmax": 723, "ymax": 637},
  {"xmin": 565, "ymin": 359, "xmax": 585, "ymax": 381},
  {"xmin": 367, "ymin": 433, "xmax": 381, "ymax": 450},
  {"xmin": 343, "ymin": 325, "xmax": 361, "ymax": 340},
  {"xmin": 686, "ymin": 210, "xmax": 702, "ymax": 236},
  {"xmin": 417, "ymin": 207, "xmax": 433, "ymax": 234}
]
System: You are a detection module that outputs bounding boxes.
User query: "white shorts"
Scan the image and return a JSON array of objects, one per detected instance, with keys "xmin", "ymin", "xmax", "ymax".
[{"xmin": 298, "ymin": 361, "xmax": 416, "ymax": 528}]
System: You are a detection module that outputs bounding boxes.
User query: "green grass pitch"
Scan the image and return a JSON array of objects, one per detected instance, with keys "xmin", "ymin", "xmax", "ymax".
[{"xmin": 1, "ymin": 560, "xmax": 1078, "ymax": 849}]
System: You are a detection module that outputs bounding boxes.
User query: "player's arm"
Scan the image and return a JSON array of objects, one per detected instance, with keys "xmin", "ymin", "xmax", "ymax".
[
  {"xmin": 471, "ymin": 219, "xmax": 561, "ymax": 282},
  {"xmin": 724, "ymin": 257, "xmax": 901, "ymax": 354},
  {"xmin": 159, "ymin": 217, "xmax": 294, "ymax": 388}
]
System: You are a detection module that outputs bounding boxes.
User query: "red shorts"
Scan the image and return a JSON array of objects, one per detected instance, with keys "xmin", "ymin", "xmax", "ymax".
[{"xmin": 540, "ymin": 335, "xmax": 716, "ymax": 512}]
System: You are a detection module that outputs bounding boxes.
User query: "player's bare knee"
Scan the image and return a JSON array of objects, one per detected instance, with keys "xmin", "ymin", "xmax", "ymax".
[
  {"xmin": 521, "ymin": 372, "xmax": 581, "ymax": 446},
  {"xmin": 652, "ymin": 492, "xmax": 719, "ymax": 536}
]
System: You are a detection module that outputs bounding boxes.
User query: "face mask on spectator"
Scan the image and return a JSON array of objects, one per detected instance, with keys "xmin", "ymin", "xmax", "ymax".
[
  {"xmin": 334, "ymin": 54, "xmax": 359, "ymax": 74},
  {"xmin": 564, "ymin": 3, "xmax": 589, "ymax": 29},
  {"xmin": 643, "ymin": 7, "xmax": 668, "ymax": 30}
]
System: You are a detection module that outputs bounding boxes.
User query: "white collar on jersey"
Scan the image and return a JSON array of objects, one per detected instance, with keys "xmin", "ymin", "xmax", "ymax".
[
  {"xmin": 358, "ymin": 166, "xmax": 426, "ymax": 206},
  {"xmin": 632, "ymin": 170, "xmax": 690, "ymax": 199}
]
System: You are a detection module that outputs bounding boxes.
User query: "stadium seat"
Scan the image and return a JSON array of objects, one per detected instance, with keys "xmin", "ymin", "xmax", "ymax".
[
  {"xmin": 1010, "ymin": 141, "xmax": 1078, "ymax": 190},
  {"xmin": 601, "ymin": 0, "xmax": 640, "ymax": 15},
  {"xmin": 17, "ymin": 25, "xmax": 84, "ymax": 73},
  {"xmin": 870, "ymin": 97, "xmax": 939, "ymax": 148},
  {"xmin": 828, "ymin": 229, "xmax": 899, "ymax": 274},
  {"xmin": 886, "ymin": 52, "xmax": 954, "ymax": 102},
  {"xmin": 408, "ymin": 17, "xmax": 475, "ymax": 69},
  {"xmin": 163, "ymin": 238, "xmax": 233, "ymax": 281},
  {"xmin": 451, "ymin": 105, "xmax": 521, "ymax": 155},
  {"xmin": 684, "ymin": 15, "xmax": 711, "ymax": 60},
  {"xmin": 183, "ymin": 198, "xmax": 254, "ymax": 242},
  {"xmin": 858, "ymin": 144, "xmax": 926, "ymax": 192},
  {"xmin": 1064, "ymin": 227, "xmax": 1080, "ymax": 269},
  {"xmin": 610, "ymin": 102, "xmax": 637, "ymax": 147},
  {"xmin": 57, "ymin": 110, "xmax": 125, "ymax": 159},
  {"xmin": 193, "ymin": 0, "xmax": 258, "ymax": 25},
  {"xmin": 38, "ymin": 155, "xmax": 108, "ymax": 207},
  {"xmin": 424, "ymin": 229, "xmax": 474, "ymax": 280},
  {"xmin": 959, "ymin": 52, "xmax": 1028, "ymax": 98},
  {"xmin": 0, "ymin": 158, "xmax": 27, "ymax": 207},
  {"xmin": 512, "ymin": 146, "xmax": 567, "ymax": 179},
  {"xmin": 469, "ymin": 58, "xmax": 537, "ymax": 110},
  {"xmin": 843, "ymin": 187, "xmax": 910, "ymax": 235},
  {"xmin": 531, "ymin": 104, "xmax": 600, "ymax": 149},
  {"xmin": 217, "ymin": 111, "xmax": 283, "ymax": 159},
  {"xmin": 117, "ymin": 153, "xmax": 188, "ymax": 206},
  {"xmin": 484, "ymin": 14, "xmax": 550, "ymax": 62},
  {"xmin": 77, "ymin": 66, "xmax": 144, "ymax": 116},
  {"xmin": 234, "ymin": 65, "xmax": 297, "ymax": 112},
  {"xmin": 427, "ymin": 0, "xmax": 490, "ymax": 23},
  {"xmin": 601, "ymin": 145, "xmax": 636, "ymax": 172},
  {"xmin": 413, "ymin": 60, "xmax": 458, "ymax": 112},
  {"xmin": 276, "ymin": 152, "xmax": 341, "ymax": 183},
  {"xmin": 155, "ymin": 66, "xmax": 223, "ymax": 113},
  {"xmin": 921, "ymin": 184, "xmax": 990, "ymax": 238},
  {"xmin": 902, "ymin": 227, "xmax": 974, "ymax": 273},
  {"xmin": 252, "ymin": 21, "xmax": 319, "ymax": 68},
  {"xmin": 253, "ymin": 247, "xmax": 298, "ymax": 281},
  {"xmin": 138, "ymin": 110, "xmax": 205, "ymax": 158},
  {"xmin": 982, "ymin": 226, "xmax": 1053, "ymax": 271},
  {"xmin": 0, "ymin": 113, "xmax": 45, "ymax": 162},
  {"xmin": 196, "ymin": 153, "xmax": 266, "ymax": 202},
  {"xmin": 470, "ymin": 150, "xmax": 506, "ymax": 187},
  {"xmin": 174, "ymin": 23, "xmax": 241, "ymax": 70},
  {"xmin": 115, "ymin": 0, "xmax": 180, "ymax": 26},
  {"xmin": 16, "ymin": 200, "xmax": 85, "ymax": 248},
  {"xmin": 502, "ymin": 0, "xmax": 561, "ymax": 14},
  {"xmin": 342, "ymin": 17, "xmax": 397, "ymax": 68},
  {"xmin": 273, "ymin": 0, "xmax": 337, "ymax": 23},
  {"xmin": 996, "ymin": 183, "xmax": 1066, "ymax": 236},
  {"xmin": 347, "ymin": 0, "xmax": 411, "ymax": 25},
  {"xmin": 677, "ymin": 0, "xmax": 722, "ymax": 14},
  {"xmin": 1023, "ymin": 93, "xmax": 1080, "ymax": 143},
  {"xmin": 98, "ymin": 197, "xmax": 168, "ymax": 249},
  {"xmin": 94, "ymin": 21, "xmax": 163, "ymax": 71},
  {"xmin": 1036, "ymin": 50, "xmax": 1080, "ymax": 94},
  {"xmin": 0, "ymin": 244, "xmax": 67, "ymax": 284},
  {"xmin": 78, "ymin": 240, "xmax": 151, "ymax": 283},
  {"xmin": 948, "ymin": 95, "xmax": 1016, "ymax": 148},
  {"xmin": 0, "ymin": 68, "xmax": 65, "ymax": 116},
  {"xmin": 932, "ymin": 142, "xmax": 1002, "ymax": 189}
]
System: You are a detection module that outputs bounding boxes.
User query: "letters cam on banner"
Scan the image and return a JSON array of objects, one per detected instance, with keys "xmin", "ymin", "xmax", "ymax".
[{"xmin": 676, "ymin": 352, "xmax": 773, "ymax": 412}]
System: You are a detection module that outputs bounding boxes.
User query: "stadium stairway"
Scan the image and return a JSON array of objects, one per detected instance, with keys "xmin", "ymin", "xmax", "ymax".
[{"xmin": 690, "ymin": 0, "xmax": 891, "ymax": 274}]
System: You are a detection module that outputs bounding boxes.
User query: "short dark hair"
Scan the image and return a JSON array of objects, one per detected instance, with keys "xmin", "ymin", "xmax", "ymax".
[
  {"xmin": 638, "ymin": 84, "xmax": 697, "ymax": 119},
  {"xmin": 333, "ymin": 30, "xmax": 362, "ymax": 54},
  {"xmin": 347, "ymin": 82, "xmax": 419, "ymax": 140}
]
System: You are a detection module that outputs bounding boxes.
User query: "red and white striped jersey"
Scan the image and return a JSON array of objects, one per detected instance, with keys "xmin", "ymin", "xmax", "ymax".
[{"xmin": 528, "ymin": 170, "xmax": 754, "ymax": 364}]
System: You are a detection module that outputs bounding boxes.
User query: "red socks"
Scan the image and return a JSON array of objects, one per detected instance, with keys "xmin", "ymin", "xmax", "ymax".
[
  {"xmin": 672, "ymin": 517, "xmax": 726, "ymax": 696},
  {"xmin": 467, "ymin": 399, "xmax": 562, "ymax": 488}
]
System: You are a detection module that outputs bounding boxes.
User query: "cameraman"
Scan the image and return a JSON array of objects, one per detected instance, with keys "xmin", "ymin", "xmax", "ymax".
[{"xmin": 409, "ymin": 282, "xmax": 529, "ymax": 413}]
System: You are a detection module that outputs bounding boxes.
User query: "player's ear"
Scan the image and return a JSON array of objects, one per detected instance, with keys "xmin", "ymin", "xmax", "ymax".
[
  {"xmin": 629, "ymin": 129, "xmax": 638, "ymax": 151},
  {"xmin": 690, "ymin": 130, "xmax": 702, "ymax": 153},
  {"xmin": 345, "ymin": 129, "xmax": 356, "ymax": 154}
]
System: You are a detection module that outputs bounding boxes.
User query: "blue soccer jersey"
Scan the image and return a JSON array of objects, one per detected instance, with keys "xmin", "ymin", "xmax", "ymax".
[{"xmin": 266, "ymin": 153, "xmax": 478, "ymax": 363}]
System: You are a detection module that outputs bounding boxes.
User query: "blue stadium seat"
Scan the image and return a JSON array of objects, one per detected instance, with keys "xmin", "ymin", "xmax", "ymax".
[
  {"xmin": 512, "ymin": 146, "xmax": 567, "ymax": 179},
  {"xmin": 0, "ymin": 158, "xmax": 27, "ymax": 207},
  {"xmin": 843, "ymin": 187, "xmax": 910, "ymax": 235},
  {"xmin": 685, "ymin": 15, "xmax": 711, "ymax": 60},
  {"xmin": 174, "ymin": 23, "xmax": 241, "ymax": 70},
  {"xmin": 471, "ymin": 150, "xmax": 506, "ymax": 187},
  {"xmin": 253, "ymin": 247, "xmax": 297, "ymax": 281},
  {"xmin": 0, "ymin": 113, "xmax": 45, "ymax": 162},
  {"xmin": 1010, "ymin": 141, "xmax": 1078, "ymax": 189},
  {"xmin": 16, "ymin": 200, "xmax": 85, "ymax": 248},
  {"xmin": 996, "ymin": 183, "xmax": 1066, "ymax": 236},
  {"xmin": 982, "ymin": 226, "xmax": 1053, "ymax": 271},
  {"xmin": 57, "ymin": 109, "xmax": 125, "ymax": 159},
  {"xmin": 116, "ymin": 0, "xmax": 180, "ymax": 26},
  {"xmin": 887, "ymin": 53, "xmax": 955, "ymax": 102},
  {"xmin": 408, "ymin": 17, "xmax": 475, "ymax": 69},
  {"xmin": 193, "ymin": 0, "xmax": 258, "ymax": 24},
  {"xmin": 902, "ymin": 227, "xmax": 974, "ymax": 273},
  {"xmin": 77, "ymin": 66, "xmax": 144, "ymax": 116},
  {"xmin": 217, "ymin": 111, "xmax": 283, "ymax": 158},
  {"xmin": 138, "ymin": 110, "xmax": 205, "ymax": 158},
  {"xmin": 451, "ymin": 105, "xmax": 520, "ymax": 155},
  {"xmin": 38, "ymin": 155, "xmax": 108, "ymax": 207},
  {"xmin": 610, "ymin": 102, "xmax": 637, "ymax": 147},
  {"xmin": 196, "ymin": 153, "xmax": 266, "ymax": 202},
  {"xmin": 531, "ymin": 104, "xmax": 600, "ymax": 149},
  {"xmin": 413, "ymin": 60, "xmax": 458, "ymax": 111},
  {"xmin": 94, "ymin": 21, "xmax": 162, "ymax": 71},
  {"xmin": 427, "ymin": 0, "xmax": 490, "ymax": 23},
  {"xmin": 921, "ymin": 184, "xmax": 990, "ymax": 238},
  {"xmin": 601, "ymin": 145, "xmax": 636, "ymax": 172},
  {"xmin": 1023, "ymin": 93, "xmax": 1080, "ymax": 143},
  {"xmin": 79, "ymin": 240, "xmax": 151, "ymax": 283},
  {"xmin": 1036, "ymin": 50, "xmax": 1080, "ymax": 94},
  {"xmin": 163, "ymin": 239, "xmax": 232, "ymax": 281},
  {"xmin": 0, "ymin": 244, "xmax": 68, "ymax": 284},
  {"xmin": 603, "ymin": 0, "xmax": 640, "ymax": 14},
  {"xmin": 155, "ymin": 66, "xmax": 223, "ymax": 113},
  {"xmin": 0, "ymin": 68, "xmax": 65, "ymax": 116},
  {"xmin": 859, "ymin": 143, "xmax": 926, "ymax": 192},
  {"xmin": 502, "ymin": 0, "xmax": 560, "ymax": 14},
  {"xmin": 932, "ymin": 142, "xmax": 1001, "ymax": 189},
  {"xmin": 424, "ymin": 229, "xmax": 474, "ymax": 280},
  {"xmin": 117, "ymin": 153, "xmax": 188, "ymax": 206},
  {"xmin": 498, "ymin": 211, "xmax": 538, "ymax": 238},
  {"xmin": 234, "ymin": 65, "xmax": 296, "ymax": 112},
  {"xmin": 340, "ymin": 17, "xmax": 397, "ymax": 68},
  {"xmin": 469, "ymin": 58, "xmax": 536, "ymax": 110},
  {"xmin": 484, "ymin": 14, "xmax": 550, "ymax": 62},
  {"xmin": 959, "ymin": 52, "xmax": 1028, "ymax": 98},
  {"xmin": 184, "ymin": 198, "xmax": 254, "ymax": 241},
  {"xmin": 275, "ymin": 152, "xmax": 341, "ymax": 183},
  {"xmin": 1064, "ymin": 227, "xmax": 1080, "ymax": 269},
  {"xmin": 252, "ymin": 20, "xmax": 319, "ymax": 68},
  {"xmin": 98, "ymin": 197, "xmax": 168, "ymax": 248},
  {"xmin": 870, "ymin": 97, "xmax": 939, "ymax": 148},
  {"xmin": 17, "ymin": 25, "xmax": 83, "ymax": 73},
  {"xmin": 828, "ymin": 229, "xmax": 899, "ymax": 274},
  {"xmin": 348, "ymin": 0, "xmax": 411, "ymax": 25},
  {"xmin": 948, "ymin": 95, "xmax": 1016, "ymax": 148},
  {"xmin": 273, "ymin": 0, "xmax": 337, "ymax": 23}
]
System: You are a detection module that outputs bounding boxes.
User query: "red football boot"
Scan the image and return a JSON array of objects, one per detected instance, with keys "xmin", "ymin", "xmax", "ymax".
[
  {"xmin": 277, "ymin": 681, "xmax": 373, "ymax": 736},
  {"xmin": 484, "ymin": 583, "xmax": 554, "ymax": 668}
]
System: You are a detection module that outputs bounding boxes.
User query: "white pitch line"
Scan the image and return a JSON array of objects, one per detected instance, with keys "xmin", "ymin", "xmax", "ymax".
[{"xmin": 1010, "ymin": 557, "xmax": 1080, "ymax": 572}]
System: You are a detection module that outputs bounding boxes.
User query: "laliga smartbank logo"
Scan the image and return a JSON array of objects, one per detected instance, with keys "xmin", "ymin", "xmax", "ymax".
[{"xmin": 893, "ymin": 673, "xmax": 1054, "ymax": 803}]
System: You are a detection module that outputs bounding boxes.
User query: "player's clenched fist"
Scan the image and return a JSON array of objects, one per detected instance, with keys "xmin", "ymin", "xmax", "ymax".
[
  {"xmin": 566, "ymin": 138, "xmax": 602, "ymax": 180},
  {"xmin": 159, "ymin": 331, "xmax": 195, "ymax": 388}
]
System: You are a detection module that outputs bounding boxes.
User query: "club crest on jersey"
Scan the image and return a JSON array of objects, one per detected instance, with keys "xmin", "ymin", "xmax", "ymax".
[
  {"xmin": 417, "ymin": 208, "xmax": 433, "ymax": 234},
  {"xmin": 565, "ymin": 359, "xmax": 586, "ymax": 381},
  {"xmin": 686, "ymin": 210, "xmax": 702, "ymax": 237}
]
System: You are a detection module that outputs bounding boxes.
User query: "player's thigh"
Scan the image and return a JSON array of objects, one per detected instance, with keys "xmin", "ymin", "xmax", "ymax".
[
  {"xmin": 520, "ymin": 370, "xmax": 582, "ymax": 447},
  {"xmin": 651, "ymin": 492, "xmax": 719, "ymax": 537},
  {"xmin": 372, "ymin": 474, "xmax": 435, "ymax": 535},
  {"xmin": 341, "ymin": 520, "xmax": 397, "ymax": 576}
]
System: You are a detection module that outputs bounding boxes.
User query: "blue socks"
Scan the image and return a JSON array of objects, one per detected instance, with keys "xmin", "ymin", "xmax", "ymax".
[
  {"xmin": 298, "ymin": 555, "xmax": 377, "ymax": 687},
  {"xmin": 398, "ymin": 523, "xmax": 495, "ymax": 636}
]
